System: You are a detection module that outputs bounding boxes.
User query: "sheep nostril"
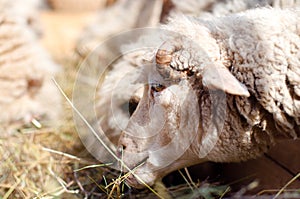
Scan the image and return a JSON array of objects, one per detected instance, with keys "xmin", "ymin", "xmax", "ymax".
[{"xmin": 117, "ymin": 144, "xmax": 126, "ymax": 157}]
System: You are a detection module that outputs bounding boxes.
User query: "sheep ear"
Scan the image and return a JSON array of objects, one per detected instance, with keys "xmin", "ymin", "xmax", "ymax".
[{"xmin": 202, "ymin": 64, "xmax": 250, "ymax": 97}]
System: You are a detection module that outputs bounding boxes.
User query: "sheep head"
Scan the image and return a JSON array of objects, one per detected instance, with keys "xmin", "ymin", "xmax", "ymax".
[{"xmin": 118, "ymin": 34, "xmax": 250, "ymax": 188}]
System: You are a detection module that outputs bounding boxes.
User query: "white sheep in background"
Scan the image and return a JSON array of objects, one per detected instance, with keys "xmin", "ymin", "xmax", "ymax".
[
  {"xmin": 116, "ymin": 8, "xmax": 300, "ymax": 188},
  {"xmin": 0, "ymin": 15, "xmax": 61, "ymax": 133},
  {"xmin": 0, "ymin": 0, "xmax": 45, "ymax": 35}
]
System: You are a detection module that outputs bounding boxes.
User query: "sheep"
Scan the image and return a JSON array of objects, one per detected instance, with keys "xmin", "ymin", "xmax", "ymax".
[
  {"xmin": 208, "ymin": 0, "xmax": 300, "ymax": 16},
  {"xmin": 87, "ymin": 0, "xmax": 300, "ymax": 176},
  {"xmin": 116, "ymin": 8, "xmax": 300, "ymax": 188},
  {"xmin": 170, "ymin": 0, "xmax": 300, "ymax": 19},
  {"xmin": 0, "ymin": 14, "xmax": 61, "ymax": 133},
  {"xmin": 170, "ymin": 0, "xmax": 272, "ymax": 17},
  {"xmin": 77, "ymin": 0, "xmax": 300, "ymax": 79},
  {"xmin": 0, "ymin": 0, "xmax": 45, "ymax": 35},
  {"xmin": 92, "ymin": 0, "xmax": 300, "ymax": 137},
  {"xmin": 91, "ymin": 0, "xmax": 300, "ymax": 156},
  {"xmin": 92, "ymin": 0, "xmax": 300, "ymax": 172}
]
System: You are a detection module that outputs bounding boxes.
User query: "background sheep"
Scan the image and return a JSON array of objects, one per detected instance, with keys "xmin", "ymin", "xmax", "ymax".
[
  {"xmin": 0, "ymin": 14, "xmax": 61, "ymax": 132},
  {"xmin": 117, "ymin": 8, "xmax": 300, "ymax": 188},
  {"xmin": 0, "ymin": 0, "xmax": 46, "ymax": 36}
]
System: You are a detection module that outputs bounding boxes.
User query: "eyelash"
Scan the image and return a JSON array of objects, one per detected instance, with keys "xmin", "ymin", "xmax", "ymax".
[{"xmin": 150, "ymin": 83, "xmax": 165, "ymax": 93}]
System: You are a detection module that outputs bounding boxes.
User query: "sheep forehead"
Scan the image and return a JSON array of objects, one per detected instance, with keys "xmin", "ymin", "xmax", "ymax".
[
  {"xmin": 159, "ymin": 25, "xmax": 220, "ymax": 73},
  {"xmin": 151, "ymin": 80, "xmax": 197, "ymax": 115},
  {"xmin": 148, "ymin": 68, "xmax": 167, "ymax": 84}
]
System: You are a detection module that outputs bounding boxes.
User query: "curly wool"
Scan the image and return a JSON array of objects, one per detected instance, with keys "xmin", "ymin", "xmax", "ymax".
[
  {"xmin": 0, "ymin": 15, "xmax": 61, "ymax": 131},
  {"xmin": 163, "ymin": 8, "xmax": 300, "ymax": 162}
]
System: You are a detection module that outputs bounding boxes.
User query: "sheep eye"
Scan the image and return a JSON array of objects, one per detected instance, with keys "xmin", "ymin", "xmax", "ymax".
[{"xmin": 150, "ymin": 83, "xmax": 165, "ymax": 93}]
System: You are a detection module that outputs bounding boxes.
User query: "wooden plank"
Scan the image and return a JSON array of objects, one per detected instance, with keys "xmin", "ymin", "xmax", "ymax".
[
  {"xmin": 217, "ymin": 155, "xmax": 300, "ymax": 194},
  {"xmin": 267, "ymin": 139, "xmax": 300, "ymax": 175},
  {"xmin": 181, "ymin": 140, "xmax": 300, "ymax": 195}
]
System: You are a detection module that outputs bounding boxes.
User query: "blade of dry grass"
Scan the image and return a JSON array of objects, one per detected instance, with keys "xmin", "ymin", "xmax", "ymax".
[
  {"xmin": 257, "ymin": 188, "xmax": 300, "ymax": 195},
  {"xmin": 153, "ymin": 181, "xmax": 172, "ymax": 199},
  {"xmin": 219, "ymin": 186, "xmax": 231, "ymax": 199},
  {"xmin": 31, "ymin": 118, "xmax": 42, "ymax": 129},
  {"xmin": 2, "ymin": 175, "xmax": 22, "ymax": 199},
  {"xmin": 74, "ymin": 163, "xmax": 113, "ymax": 172},
  {"xmin": 88, "ymin": 175, "xmax": 107, "ymax": 193},
  {"xmin": 42, "ymin": 147, "xmax": 81, "ymax": 161},
  {"xmin": 184, "ymin": 167, "xmax": 197, "ymax": 189},
  {"xmin": 48, "ymin": 167, "xmax": 79, "ymax": 195},
  {"xmin": 273, "ymin": 172, "xmax": 300, "ymax": 198},
  {"xmin": 178, "ymin": 169, "xmax": 194, "ymax": 191}
]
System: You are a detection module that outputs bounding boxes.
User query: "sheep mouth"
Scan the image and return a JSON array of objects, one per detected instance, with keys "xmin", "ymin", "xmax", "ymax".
[
  {"xmin": 124, "ymin": 163, "xmax": 158, "ymax": 188},
  {"xmin": 125, "ymin": 173, "xmax": 155, "ymax": 188}
]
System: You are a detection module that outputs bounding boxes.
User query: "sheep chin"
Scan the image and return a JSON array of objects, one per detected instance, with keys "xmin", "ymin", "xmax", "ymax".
[{"xmin": 125, "ymin": 168, "xmax": 158, "ymax": 188}]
